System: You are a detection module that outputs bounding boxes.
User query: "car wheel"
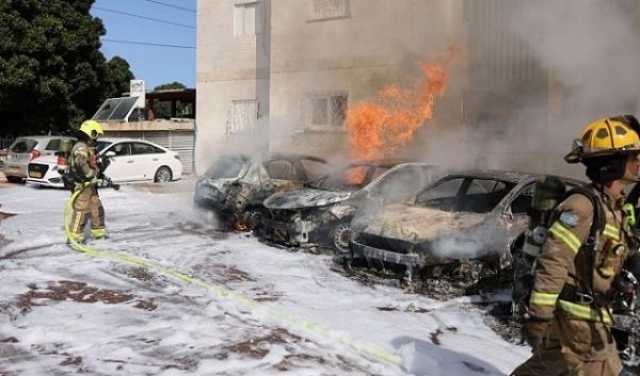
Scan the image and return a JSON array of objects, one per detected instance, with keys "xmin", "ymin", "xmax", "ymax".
[
  {"xmin": 154, "ymin": 166, "xmax": 172, "ymax": 183},
  {"xmin": 331, "ymin": 222, "xmax": 353, "ymax": 254}
]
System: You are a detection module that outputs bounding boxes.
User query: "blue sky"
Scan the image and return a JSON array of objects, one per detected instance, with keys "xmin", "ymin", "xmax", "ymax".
[{"xmin": 91, "ymin": 0, "xmax": 197, "ymax": 91}]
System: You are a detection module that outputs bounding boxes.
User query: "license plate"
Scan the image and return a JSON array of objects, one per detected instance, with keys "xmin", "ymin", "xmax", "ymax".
[{"xmin": 29, "ymin": 171, "xmax": 42, "ymax": 178}]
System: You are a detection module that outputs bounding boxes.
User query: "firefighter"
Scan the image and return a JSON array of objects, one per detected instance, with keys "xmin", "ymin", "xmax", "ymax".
[
  {"xmin": 512, "ymin": 116, "xmax": 640, "ymax": 376},
  {"xmin": 67, "ymin": 120, "xmax": 106, "ymax": 243}
]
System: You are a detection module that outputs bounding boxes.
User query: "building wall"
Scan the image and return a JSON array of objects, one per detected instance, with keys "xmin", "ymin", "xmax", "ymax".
[{"xmin": 196, "ymin": 0, "xmax": 261, "ymax": 173}]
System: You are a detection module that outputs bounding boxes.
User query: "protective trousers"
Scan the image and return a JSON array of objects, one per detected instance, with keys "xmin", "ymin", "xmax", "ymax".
[
  {"xmin": 511, "ymin": 344, "xmax": 621, "ymax": 376},
  {"xmin": 68, "ymin": 185, "xmax": 106, "ymax": 242}
]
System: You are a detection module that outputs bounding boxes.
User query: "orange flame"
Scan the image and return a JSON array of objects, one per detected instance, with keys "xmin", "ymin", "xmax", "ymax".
[
  {"xmin": 346, "ymin": 51, "xmax": 454, "ymax": 161},
  {"xmin": 344, "ymin": 165, "xmax": 368, "ymax": 187}
]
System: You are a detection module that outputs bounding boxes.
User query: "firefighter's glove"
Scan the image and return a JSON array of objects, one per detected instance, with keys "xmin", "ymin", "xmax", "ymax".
[{"xmin": 522, "ymin": 318, "xmax": 549, "ymax": 351}]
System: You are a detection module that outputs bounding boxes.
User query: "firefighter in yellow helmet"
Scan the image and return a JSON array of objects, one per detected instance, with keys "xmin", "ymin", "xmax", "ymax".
[
  {"xmin": 68, "ymin": 120, "xmax": 107, "ymax": 243},
  {"xmin": 512, "ymin": 115, "xmax": 640, "ymax": 375}
]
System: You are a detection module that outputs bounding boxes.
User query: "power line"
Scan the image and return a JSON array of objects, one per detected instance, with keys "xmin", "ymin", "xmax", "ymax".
[
  {"xmin": 102, "ymin": 38, "xmax": 196, "ymax": 49},
  {"xmin": 93, "ymin": 6, "xmax": 196, "ymax": 29},
  {"xmin": 144, "ymin": 0, "xmax": 196, "ymax": 13}
]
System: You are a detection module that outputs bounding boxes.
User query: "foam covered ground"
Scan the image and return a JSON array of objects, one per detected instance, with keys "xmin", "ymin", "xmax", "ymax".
[{"xmin": 0, "ymin": 182, "xmax": 529, "ymax": 375}]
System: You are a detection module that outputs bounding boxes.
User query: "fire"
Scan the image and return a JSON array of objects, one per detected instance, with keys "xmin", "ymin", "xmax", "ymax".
[
  {"xmin": 346, "ymin": 51, "xmax": 454, "ymax": 161},
  {"xmin": 343, "ymin": 165, "xmax": 367, "ymax": 187}
]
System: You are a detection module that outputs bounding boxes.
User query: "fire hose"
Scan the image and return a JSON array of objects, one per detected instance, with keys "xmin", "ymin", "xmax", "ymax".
[{"xmin": 63, "ymin": 184, "xmax": 404, "ymax": 369}]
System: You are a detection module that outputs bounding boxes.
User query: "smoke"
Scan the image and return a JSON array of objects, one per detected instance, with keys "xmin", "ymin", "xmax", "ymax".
[
  {"xmin": 511, "ymin": 0, "xmax": 640, "ymax": 116},
  {"xmin": 415, "ymin": 0, "xmax": 640, "ymax": 177},
  {"xmin": 429, "ymin": 221, "xmax": 510, "ymax": 260}
]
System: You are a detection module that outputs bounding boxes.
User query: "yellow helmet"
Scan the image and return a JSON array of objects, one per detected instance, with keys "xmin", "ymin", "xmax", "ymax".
[
  {"xmin": 79, "ymin": 120, "xmax": 104, "ymax": 139},
  {"xmin": 565, "ymin": 115, "xmax": 640, "ymax": 163}
]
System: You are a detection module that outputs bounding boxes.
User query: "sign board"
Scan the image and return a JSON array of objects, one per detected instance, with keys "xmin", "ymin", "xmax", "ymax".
[{"xmin": 130, "ymin": 80, "xmax": 146, "ymax": 108}]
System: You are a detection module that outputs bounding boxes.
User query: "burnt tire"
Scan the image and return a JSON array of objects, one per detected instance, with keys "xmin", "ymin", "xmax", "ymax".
[
  {"xmin": 154, "ymin": 166, "xmax": 172, "ymax": 183},
  {"xmin": 331, "ymin": 222, "xmax": 353, "ymax": 255}
]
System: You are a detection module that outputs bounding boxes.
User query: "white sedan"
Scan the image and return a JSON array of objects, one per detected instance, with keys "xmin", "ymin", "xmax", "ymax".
[{"xmin": 27, "ymin": 138, "xmax": 183, "ymax": 188}]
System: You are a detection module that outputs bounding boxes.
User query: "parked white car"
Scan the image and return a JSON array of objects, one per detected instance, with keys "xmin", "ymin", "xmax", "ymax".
[
  {"xmin": 4, "ymin": 136, "xmax": 76, "ymax": 183},
  {"xmin": 27, "ymin": 138, "xmax": 183, "ymax": 188}
]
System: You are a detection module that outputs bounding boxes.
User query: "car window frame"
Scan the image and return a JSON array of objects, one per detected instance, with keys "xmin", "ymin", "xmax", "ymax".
[
  {"xmin": 96, "ymin": 141, "xmax": 113, "ymax": 154},
  {"xmin": 131, "ymin": 142, "xmax": 162, "ymax": 155},
  {"xmin": 502, "ymin": 178, "xmax": 584, "ymax": 216},
  {"xmin": 297, "ymin": 157, "xmax": 329, "ymax": 182},
  {"xmin": 44, "ymin": 139, "xmax": 63, "ymax": 151},
  {"xmin": 367, "ymin": 164, "xmax": 422, "ymax": 197},
  {"xmin": 502, "ymin": 181, "xmax": 535, "ymax": 216},
  {"xmin": 264, "ymin": 159, "xmax": 296, "ymax": 181},
  {"xmin": 105, "ymin": 142, "xmax": 132, "ymax": 157},
  {"xmin": 9, "ymin": 138, "xmax": 38, "ymax": 154},
  {"xmin": 456, "ymin": 177, "xmax": 516, "ymax": 214},
  {"xmin": 415, "ymin": 176, "xmax": 467, "ymax": 205}
]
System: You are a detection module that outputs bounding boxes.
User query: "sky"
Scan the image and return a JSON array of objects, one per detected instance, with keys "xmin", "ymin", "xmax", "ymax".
[{"xmin": 90, "ymin": 0, "xmax": 197, "ymax": 91}]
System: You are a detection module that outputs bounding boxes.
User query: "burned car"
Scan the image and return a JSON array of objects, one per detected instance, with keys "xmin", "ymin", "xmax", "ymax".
[
  {"xmin": 194, "ymin": 153, "xmax": 329, "ymax": 230},
  {"xmin": 351, "ymin": 170, "xmax": 583, "ymax": 286},
  {"xmin": 259, "ymin": 161, "xmax": 437, "ymax": 252}
]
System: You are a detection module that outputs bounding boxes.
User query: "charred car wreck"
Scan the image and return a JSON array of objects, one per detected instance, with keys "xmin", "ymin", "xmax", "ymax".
[
  {"xmin": 351, "ymin": 170, "xmax": 583, "ymax": 288},
  {"xmin": 194, "ymin": 153, "xmax": 329, "ymax": 230},
  {"xmin": 259, "ymin": 161, "xmax": 436, "ymax": 252}
]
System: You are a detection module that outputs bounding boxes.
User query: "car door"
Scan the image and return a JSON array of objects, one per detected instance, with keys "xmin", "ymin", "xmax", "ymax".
[
  {"xmin": 102, "ymin": 142, "xmax": 135, "ymax": 182},
  {"xmin": 131, "ymin": 142, "xmax": 162, "ymax": 181}
]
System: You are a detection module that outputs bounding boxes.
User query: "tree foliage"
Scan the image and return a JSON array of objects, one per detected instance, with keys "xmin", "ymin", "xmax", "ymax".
[
  {"xmin": 105, "ymin": 56, "xmax": 135, "ymax": 98},
  {"xmin": 0, "ymin": 0, "xmax": 135, "ymax": 136},
  {"xmin": 153, "ymin": 81, "xmax": 186, "ymax": 92}
]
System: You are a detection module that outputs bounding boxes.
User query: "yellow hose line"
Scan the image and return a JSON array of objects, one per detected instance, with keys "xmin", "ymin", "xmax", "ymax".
[{"xmin": 63, "ymin": 188, "xmax": 403, "ymax": 368}]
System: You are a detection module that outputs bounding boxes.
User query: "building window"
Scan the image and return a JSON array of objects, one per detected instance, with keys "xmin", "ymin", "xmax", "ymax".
[
  {"xmin": 308, "ymin": 0, "xmax": 350, "ymax": 22},
  {"xmin": 226, "ymin": 99, "xmax": 257, "ymax": 135},
  {"xmin": 233, "ymin": 1, "xmax": 260, "ymax": 36},
  {"xmin": 305, "ymin": 93, "xmax": 348, "ymax": 130}
]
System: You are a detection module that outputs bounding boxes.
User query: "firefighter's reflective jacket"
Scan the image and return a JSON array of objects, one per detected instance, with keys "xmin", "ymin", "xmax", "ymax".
[
  {"xmin": 69, "ymin": 141, "xmax": 97, "ymax": 183},
  {"xmin": 527, "ymin": 187, "xmax": 631, "ymax": 365}
]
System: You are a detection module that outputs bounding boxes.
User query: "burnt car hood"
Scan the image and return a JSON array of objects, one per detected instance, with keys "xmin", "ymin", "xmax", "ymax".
[
  {"xmin": 362, "ymin": 204, "xmax": 486, "ymax": 243},
  {"xmin": 264, "ymin": 189, "xmax": 352, "ymax": 210},
  {"xmin": 198, "ymin": 177, "xmax": 237, "ymax": 191}
]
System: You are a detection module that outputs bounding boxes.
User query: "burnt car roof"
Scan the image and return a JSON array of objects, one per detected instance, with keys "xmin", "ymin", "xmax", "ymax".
[
  {"xmin": 345, "ymin": 159, "xmax": 414, "ymax": 168},
  {"xmin": 441, "ymin": 169, "xmax": 586, "ymax": 186},
  {"xmin": 267, "ymin": 153, "xmax": 328, "ymax": 163},
  {"xmin": 208, "ymin": 153, "xmax": 328, "ymax": 166}
]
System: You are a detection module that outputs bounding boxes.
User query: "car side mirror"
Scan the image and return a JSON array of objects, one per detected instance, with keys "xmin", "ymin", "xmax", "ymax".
[{"xmin": 105, "ymin": 151, "xmax": 116, "ymax": 158}]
